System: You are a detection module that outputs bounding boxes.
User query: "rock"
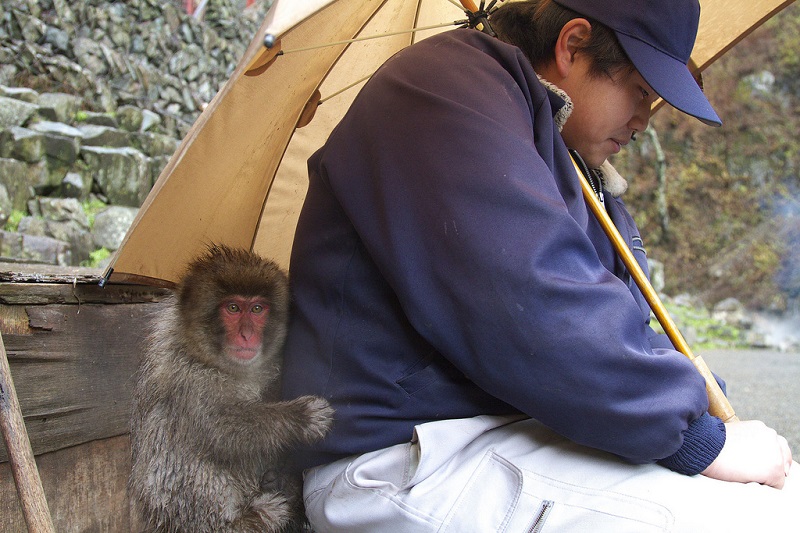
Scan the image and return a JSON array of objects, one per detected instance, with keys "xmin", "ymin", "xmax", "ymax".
[
  {"xmin": 0, "ymin": 158, "xmax": 47, "ymax": 210},
  {"xmin": 30, "ymin": 197, "xmax": 93, "ymax": 265},
  {"xmin": 18, "ymin": 216, "xmax": 47, "ymax": 236},
  {"xmin": 6, "ymin": 126, "xmax": 45, "ymax": 163},
  {"xmin": 116, "ymin": 105, "xmax": 144, "ymax": 132},
  {"xmin": 27, "ymin": 120, "xmax": 84, "ymax": 139},
  {"xmin": 81, "ymin": 146, "xmax": 150, "ymax": 206},
  {"xmin": 26, "ymin": 198, "xmax": 41, "ymax": 218},
  {"xmin": 0, "ymin": 65, "xmax": 17, "ymax": 87},
  {"xmin": 0, "ymin": 230, "xmax": 71, "ymax": 266},
  {"xmin": 79, "ymin": 111, "xmax": 119, "ymax": 128},
  {"xmin": 0, "ymin": 184, "xmax": 12, "ymax": 227},
  {"xmin": 60, "ymin": 172, "xmax": 87, "ymax": 198},
  {"xmin": 44, "ymin": 26, "xmax": 70, "ymax": 53},
  {"xmin": 28, "ymin": 121, "xmax": 83, "ymax": 165},
  {"xmin": 712, "ymin": 297, "xmax": 753, "ymax": 330},
  {"xmin": 14, "ymin": 11, "xmax": 46, "ymax": 43},
  {"xmin": 35, "ymin": 106, "xmax": 59, "ymax": 122},
  {"xmin": 0, "ymin": 86, "xmax": 39, "ymax": 103},
  {"xmin": 35, "ymin": 197, "xmax": 89, "ymax": 226},
  {"xmin": 72, "ymin": 37, "xmax": 108, "ymax": 76},
  {"xmin": 51, "ymin": 0, "xmax": 76, "ymax": 25},
  {"xmin": 131, "ymin": 34, "xmax": 145, "ymax": 54},
  {"xmin": 92, "ymin": 205, "xmax": 138, "ymax": 250},
  {"xmin": 0, "ymin": 0, "xmax": 273, "ymax": 266},
  {"xmin": 0, "ymin": 95, "xmax": 38, "ymax": 129},
  {"xmin": 47, "ymin": 219, "xmax": 94, "ymax": 264},
  {"xmin": 140, "ymin": 109, "xmax": 161, "ymax": 132},
  {"xmin": 43, "ymin": 55, "xmax": 97, "ymax": 97},
  {"xmin": 78, "ymin": 124, "xmax": 130, "ymax": 147},
  {"xmin": 148, "ymin": 155, "xmax": 171, "ymax": 183},
  {"xmin": 37, "ymin": 92, "xmax": 83, "ymax": 123},
  {"xmin": 131, "ymin": 131, "xmax": 178, "ymax": 157}
]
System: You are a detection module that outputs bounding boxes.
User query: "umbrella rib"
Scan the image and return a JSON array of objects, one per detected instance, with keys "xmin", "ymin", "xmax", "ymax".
[
  {"xmin": 275, "ymin": 21, "xmax": 465, "ymax": 55},
  {"xmin": 318, "ymin": 74, "xmax": 373, "ymax": 105}
]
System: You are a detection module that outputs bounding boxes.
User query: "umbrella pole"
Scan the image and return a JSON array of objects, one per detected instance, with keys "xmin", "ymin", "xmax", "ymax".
[
  {"xmin": 0, "ymin": 331, "xmax": 56, "ymax": 533},
  {"xmin": 570, "ymin": 156, "xmax": 738, "ymax": 423}
]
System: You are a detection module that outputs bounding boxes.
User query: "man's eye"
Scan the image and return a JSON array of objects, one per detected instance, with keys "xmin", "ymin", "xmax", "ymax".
[{"xmin": 641, "ymin": 87, "xmax": 650, "ymax": 99}]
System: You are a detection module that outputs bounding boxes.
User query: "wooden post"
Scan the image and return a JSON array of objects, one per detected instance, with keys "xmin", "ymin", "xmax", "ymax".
[{"xmin": 0, "ymin": 331, "xmax": 55, "ymax": 533}]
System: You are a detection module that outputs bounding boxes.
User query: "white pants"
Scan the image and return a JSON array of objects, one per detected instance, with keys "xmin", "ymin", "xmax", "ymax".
[{"xmin": 304, "ymin": 415, "xmax": 799, "ymax": 532}]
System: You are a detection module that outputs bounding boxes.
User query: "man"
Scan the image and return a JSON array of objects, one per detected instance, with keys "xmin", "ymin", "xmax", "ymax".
[{"xmin": 282, "ymin": 0, "xmax": 797, "ymax": 530}]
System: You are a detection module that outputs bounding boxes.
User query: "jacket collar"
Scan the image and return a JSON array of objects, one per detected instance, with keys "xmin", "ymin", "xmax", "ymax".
[{"xmin": 538, "ymin": 75, "xmax": 573, "ymax": 132}]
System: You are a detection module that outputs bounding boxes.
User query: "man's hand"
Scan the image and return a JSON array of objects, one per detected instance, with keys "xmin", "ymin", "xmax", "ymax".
[{"xmin": 701, "ymin": 420, "xmax": 792, "ymax": 489}]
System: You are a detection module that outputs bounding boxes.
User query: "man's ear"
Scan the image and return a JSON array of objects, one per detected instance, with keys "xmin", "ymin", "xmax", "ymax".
[{"xmin": 553, "ymin": 18, "xmax": 592, "ymax": 79}]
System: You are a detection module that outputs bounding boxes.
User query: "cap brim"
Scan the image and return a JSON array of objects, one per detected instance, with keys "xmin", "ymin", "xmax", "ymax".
[{"xmin": 616, "ymin": 33, "xmax": 722, "ymax": 127}]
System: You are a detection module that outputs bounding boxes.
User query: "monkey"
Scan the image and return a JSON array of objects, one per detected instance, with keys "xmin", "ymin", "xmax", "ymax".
[{"xmin": 129, "ymin": 244, "xmax": 334, "ymax": 533}]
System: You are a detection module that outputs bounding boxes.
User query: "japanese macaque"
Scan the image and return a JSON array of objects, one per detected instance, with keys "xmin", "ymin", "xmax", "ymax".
[{"xmin": 129, "ymin": 245, "xmax": 333, "ymax": 533}]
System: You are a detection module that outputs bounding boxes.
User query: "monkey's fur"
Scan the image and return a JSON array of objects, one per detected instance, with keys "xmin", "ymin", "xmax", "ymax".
[{"xmin": 129, "ymin": 245, "xmax": 333, "ymax": 532}]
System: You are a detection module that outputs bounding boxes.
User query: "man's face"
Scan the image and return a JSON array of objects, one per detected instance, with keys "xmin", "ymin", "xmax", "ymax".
[{"xmin": 559, "ymin": 55, "xmax": 657, "ymax": 168}]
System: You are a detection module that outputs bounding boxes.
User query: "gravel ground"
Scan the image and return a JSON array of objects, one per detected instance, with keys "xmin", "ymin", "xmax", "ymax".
[{"xmin": 700, "ymin": 348, "xmax": 800, "ymax": 451}]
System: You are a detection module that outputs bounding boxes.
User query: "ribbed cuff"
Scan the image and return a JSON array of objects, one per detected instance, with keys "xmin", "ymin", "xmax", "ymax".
[{"xmin": 657, "ymin": 413, "xmax": 726, "ymax": 476}]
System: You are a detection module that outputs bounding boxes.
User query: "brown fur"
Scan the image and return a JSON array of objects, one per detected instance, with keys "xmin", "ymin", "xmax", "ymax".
[{"xmin": 129, "ymin": 245, "xmax": 333, "ymax": 532}]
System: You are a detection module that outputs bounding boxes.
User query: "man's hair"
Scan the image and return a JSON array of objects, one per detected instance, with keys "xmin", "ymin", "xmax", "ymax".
[{"xmin": 490, "ymin": 0, "xmax": 634, "ymax": 79}]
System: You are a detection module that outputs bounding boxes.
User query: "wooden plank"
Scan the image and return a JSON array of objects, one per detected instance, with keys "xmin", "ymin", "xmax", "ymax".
[
  {"xmin": 0, "ymin": 306, "xmax": 32, "ymax": 336},
  {"xmin": 0, "ymin": 263, "xmax": 104, "ymax": 284},
  {"xmin": 0, "ymin": 435, "xmax": 141, "ymax": 532},
  {"xmin": 0, "ymin": 263, "xmax": 174, "ymax": 305},
  {"xmin": 0, "ymin": 300, "xmax": 166, "ymax": 462},
  {"xmin": 0, "ymin": 282, "xmax": 172, "ymax": 305}
]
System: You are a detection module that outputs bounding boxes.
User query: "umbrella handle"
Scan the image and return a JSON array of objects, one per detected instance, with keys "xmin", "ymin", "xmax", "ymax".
[{"xmin": 570, "ymin": 155, "xmax": 738, "ymax": 423}]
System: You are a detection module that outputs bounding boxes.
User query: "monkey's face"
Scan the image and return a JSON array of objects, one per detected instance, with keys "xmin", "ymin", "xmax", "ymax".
[{"xmin": 219, "ymin": 295, "xmax": 271, "ymax": 364}]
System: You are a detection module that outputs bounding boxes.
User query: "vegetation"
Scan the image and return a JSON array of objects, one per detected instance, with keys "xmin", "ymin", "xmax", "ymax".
[
  {"xmin": 4, "ymin": 210, "xmax": 26, "ymax": 232},
  {"xmin": 82, "ymin": 197, "xmax": 108, "ymax": 228},
  {"xmin": 651, "ymin": 302, "xmax": 747, "ymax": 350},
  {"xmin": 81, "ymin": 247, "xmax": 111, "ymax": 268}
]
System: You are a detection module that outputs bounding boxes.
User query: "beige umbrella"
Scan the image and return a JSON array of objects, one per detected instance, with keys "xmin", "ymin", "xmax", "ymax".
[{"xmin": 102, "ymin": 0, "xmax": 796, "ymax": 287}]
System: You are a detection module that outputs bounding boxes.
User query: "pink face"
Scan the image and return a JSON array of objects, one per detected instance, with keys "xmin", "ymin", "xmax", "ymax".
[
  {"xmin": 220, "ymin": 296, "xmax": 270, "ymax": 362},
  {"xmin": 559, "ymin": 57, "xmax": 658, "ymax": 168}
]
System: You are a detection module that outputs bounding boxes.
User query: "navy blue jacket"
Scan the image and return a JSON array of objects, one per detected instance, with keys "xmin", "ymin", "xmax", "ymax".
[{"xmin": 282, "ymin": 29, "xmax": 725, "ymax": 474}]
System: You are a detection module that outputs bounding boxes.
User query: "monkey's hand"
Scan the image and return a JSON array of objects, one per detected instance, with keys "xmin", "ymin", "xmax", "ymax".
[{"xmin": 285, "ymin": 395, "xmax": 335, "ymax": 444}]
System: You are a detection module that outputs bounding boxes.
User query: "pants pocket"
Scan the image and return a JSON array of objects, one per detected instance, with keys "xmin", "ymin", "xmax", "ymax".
[
  {"xmin": 439, "ymin": 449, "xmax": 564, "ymax": 533},
  {"xmin": 518, "ymin": 469, "xmax": 674, "ymax": 532}
]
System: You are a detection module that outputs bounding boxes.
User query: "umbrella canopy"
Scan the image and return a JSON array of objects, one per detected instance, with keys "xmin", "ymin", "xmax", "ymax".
[{"xmin": 103, "ymin": 0, "xmax": 796, "ymax": 287}]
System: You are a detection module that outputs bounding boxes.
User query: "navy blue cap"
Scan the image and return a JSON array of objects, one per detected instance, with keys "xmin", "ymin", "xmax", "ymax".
[{"xmin": 553, "ymin": 0, "xmax": 721, "ymax": 126}]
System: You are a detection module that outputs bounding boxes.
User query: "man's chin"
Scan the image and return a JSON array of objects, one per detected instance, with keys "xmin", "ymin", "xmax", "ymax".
[{"xmin": 576, "ymin": 152, "xmax": 606, "ymax": 170}]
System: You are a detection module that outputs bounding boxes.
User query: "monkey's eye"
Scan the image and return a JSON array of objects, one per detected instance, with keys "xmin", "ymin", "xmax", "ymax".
[
  {"xmin": 226, "ymin": 303, "xmax": 241, "ymax": 313},
  {"xmin": 251, "ymin": 304, "xmax": 265, "ymax": 314}
]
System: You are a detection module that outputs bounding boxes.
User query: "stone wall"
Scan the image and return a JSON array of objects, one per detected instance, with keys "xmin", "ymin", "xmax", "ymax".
[{"xmin": 0, "ymin": 0, "xmax": 269, "ymax": 267}]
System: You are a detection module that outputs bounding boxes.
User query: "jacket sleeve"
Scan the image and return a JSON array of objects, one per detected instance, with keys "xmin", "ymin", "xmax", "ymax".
[{"xmin": 319, "ymin": 33, "xmax": 722, "ymax": 466}]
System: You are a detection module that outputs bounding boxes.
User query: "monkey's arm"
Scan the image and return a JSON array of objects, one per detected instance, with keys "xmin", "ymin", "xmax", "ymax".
[{"xmin": 196, "ymin": 396, "xmax": 333, "ymax": 463}]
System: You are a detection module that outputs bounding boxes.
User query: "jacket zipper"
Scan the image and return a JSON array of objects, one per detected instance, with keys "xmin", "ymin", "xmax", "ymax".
[{"xmin": 527, "ymin": 500, "xmax": 554, "ymax": 533}]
